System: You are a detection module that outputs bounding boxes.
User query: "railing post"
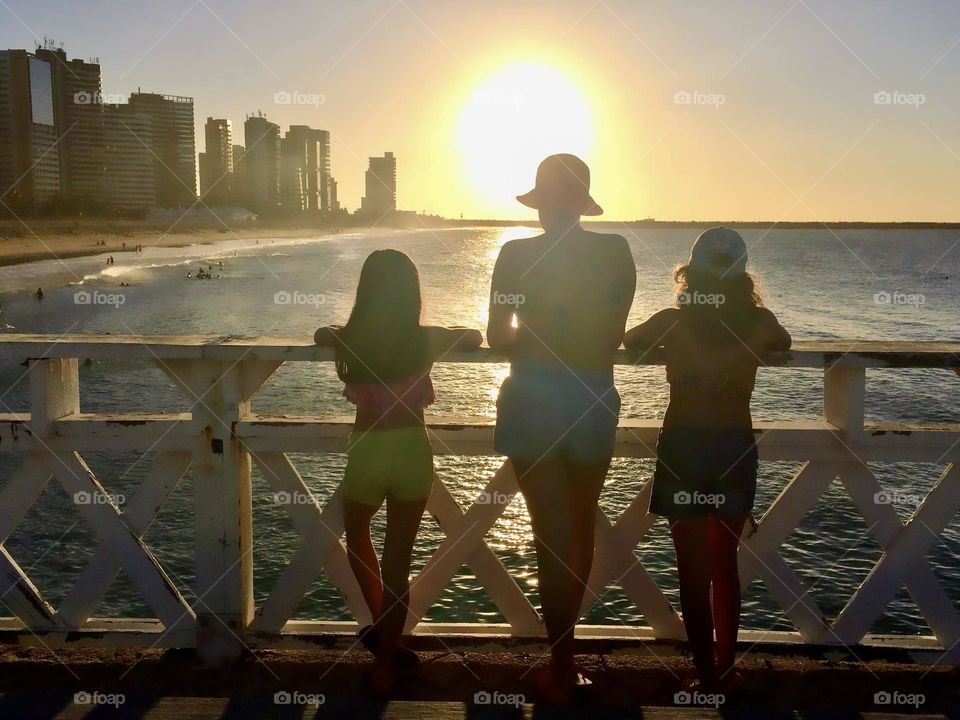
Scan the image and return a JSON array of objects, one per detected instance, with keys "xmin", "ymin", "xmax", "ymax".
[
  {"xmin": 823, "ymin": 364, "xmax": 865, "ymax": 445},
  {"xmin": 28, "ymin": 358, "xmax": 80, "ymax": 433},
  {"xmin": 192, "ymin": 360, "xmax": 254, "ymax": 664}
]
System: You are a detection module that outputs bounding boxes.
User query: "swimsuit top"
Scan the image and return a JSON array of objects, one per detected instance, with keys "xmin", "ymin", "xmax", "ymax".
[{"xmin": 343, "ymin": 373, "xmax": 435, "ymax": 428}]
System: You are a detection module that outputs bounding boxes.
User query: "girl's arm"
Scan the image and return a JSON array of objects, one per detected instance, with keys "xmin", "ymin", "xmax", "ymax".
[
  {"xmin": 624, "ymin": 308, "xmax": 679, "ymax": 352},
  {"xmin": 426, "ymin": 326, "xmax": 483, "ymax": 360},
  {"xmin": 313, "ymin": 326, "xmax": 341, "ymax": 346},
  {"xmin": 753, "ymin": 308, "xmax": 792, "ymax": 351},
  {"xmin": 486, "ymin": 244, "xmax": 520, "ymax": 353}
]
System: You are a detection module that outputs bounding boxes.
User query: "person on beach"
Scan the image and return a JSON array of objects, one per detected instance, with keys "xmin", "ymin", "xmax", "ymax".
[
  {"xmin": 487, "ymin": 154, "xmax": 636, "ymax": 704},
  {"xmin": 623, "ymin": 227, "xmax": 791, "ymax": 692},
  {"xmin": 314, "ymin": 249, "xmax": 482, "ymax": 694}
]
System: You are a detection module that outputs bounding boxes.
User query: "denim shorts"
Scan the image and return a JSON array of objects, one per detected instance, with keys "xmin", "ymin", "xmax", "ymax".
[{"xmin": 494, "ymin": 360, "xmax": 620, "ymax": 463}]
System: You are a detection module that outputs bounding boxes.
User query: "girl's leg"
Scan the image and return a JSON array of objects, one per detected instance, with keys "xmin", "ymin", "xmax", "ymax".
[
  {"xmin": 566, "ymin": 459, "xmax": 609, "ymax": 620},
  {"xmin": 669, "ymin": 516, "xmax": 716, "ymax": 687},
  {"xmin": 343, "ymin": 497, "xmax": 384, "ymax": 621},
  {"xmin": 708, "ymin": 513, "xmax": 747, "ymax": 684},
  {"xmin": 375, "ymin": 495, "xmax": 428, "ymax": 667},
  {"xmin": 513, "ymin": 458, "xmax": 579, "ymax": 686}
]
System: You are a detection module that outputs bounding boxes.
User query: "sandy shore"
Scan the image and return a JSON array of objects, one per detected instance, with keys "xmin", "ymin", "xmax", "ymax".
[{"xmin": 0, "ymin": 220, "xmax": 344, "ymax": 268}]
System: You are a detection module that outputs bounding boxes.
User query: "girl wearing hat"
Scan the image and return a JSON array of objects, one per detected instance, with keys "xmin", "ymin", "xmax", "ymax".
[
  {"xmin": 624, "ymin": 227, "xmax": 790, "ymax": 692},
  {"xmin": 488, "ymin": 154, "xmax": 636, "ymax": 703}
]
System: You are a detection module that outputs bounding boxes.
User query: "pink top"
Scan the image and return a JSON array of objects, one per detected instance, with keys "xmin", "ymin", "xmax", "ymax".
[{"xmin": 343, "ymin": 373, "xmax": 435, "ymax": 428}]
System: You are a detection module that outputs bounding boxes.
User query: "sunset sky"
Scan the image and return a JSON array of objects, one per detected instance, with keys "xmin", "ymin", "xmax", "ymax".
[{"xmin": 2, "ymin": 0, "xmax": 959, "ymax": 221}]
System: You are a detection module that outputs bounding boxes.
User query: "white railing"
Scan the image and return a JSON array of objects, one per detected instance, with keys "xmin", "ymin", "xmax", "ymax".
[{"xmin": 0, "ymin": 335, "xmax": 958, "ymax": 664}]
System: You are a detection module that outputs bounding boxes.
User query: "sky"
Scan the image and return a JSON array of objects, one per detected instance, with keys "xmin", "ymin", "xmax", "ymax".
[{"xmin": 2, "ymin": 0, "xmax": 959, "ymax": 221}]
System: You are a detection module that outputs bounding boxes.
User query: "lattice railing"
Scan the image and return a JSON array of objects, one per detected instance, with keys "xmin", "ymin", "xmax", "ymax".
[{"xmin": 0, "ymin": 336, "xmax": 958, "ymax": 664}]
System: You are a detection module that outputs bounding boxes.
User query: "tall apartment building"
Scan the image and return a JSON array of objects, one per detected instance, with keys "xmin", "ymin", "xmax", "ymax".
[
  {"xmin": 35, "ymin": 45, "xmax": 104, "ymax": 205},
  {"xmin": 242, "ymin": 114, "xmax": 281, "ymax": 213},
  {"xmin": 281, "ymin": 125, "xmax": 333, "ymax": 213},
  {"xmin": 0, "ymin": 49, "xmax": 61, "ymax": 208},
  {"xmin": 101, "ymin": 103, "xmax": 155, "ymax": 211},
  {"xmin": 128, "ymin": 91, "xmax": 197, "ymax": 207},
  {"xmin": 360, "ymin": 151, "xmax": 396, "ymax": 217},
  {"xmin": 199, "ymin": 117, "xmax": 233, "ymax": 206},
  {"xmin": 231, "ymin": 143, "xmax": 246, "ymax": 207}
]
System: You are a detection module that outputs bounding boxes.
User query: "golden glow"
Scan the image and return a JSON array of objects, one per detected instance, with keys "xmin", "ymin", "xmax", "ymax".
[{"xmin": 457, "ymin": 63, "xmax": 593, "ymax": 214}]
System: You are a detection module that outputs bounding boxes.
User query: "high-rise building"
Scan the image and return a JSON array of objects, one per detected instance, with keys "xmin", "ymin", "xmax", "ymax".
[
  {"xmin": 360, "ymin": 152, "xmax": 396, "ymax": 217},
  {"xmin": 101, "ymin": 103, "xmax": 155, "ymax": 211},
  {"xmin": 242, "ymin": 113, "xmax": 281, "ymax": 213},
  {"xmin": 281, "ymin": 125, "xmax": 332, "ymax": 213},
  {"xmin": 329, "ymin": 177, "xmax": 339, "ymax": 213},
  {"xmin": 200, "ymin": 117, "xmax": 233, "ymax": 206},
  {"xmin": 128, "ymin": 91, "xmax": 197, "ymax": 207},
  {"xmin": 35, "ymin": 45, "xmax": 104, "ymax": 206},
  {"xmin": 231, "ymin": 143, "xmax": 246, "ymax": 207},
  {"xmin": 0, "ymin": 49, "xmax": 61, "ymax": 209}
]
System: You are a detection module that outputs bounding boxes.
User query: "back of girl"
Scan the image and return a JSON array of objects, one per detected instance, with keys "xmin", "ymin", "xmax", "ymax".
[
  {"xmin": 624, "ymin": 227, "xmax": 790, "ymax": 693},
  {"xmin": 314, "ymin": 249, "xmax": 482, "ymax": 694}
]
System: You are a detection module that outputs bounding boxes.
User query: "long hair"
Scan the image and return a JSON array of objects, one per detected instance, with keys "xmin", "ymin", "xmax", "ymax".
[
  {"xmin": 674, "ymin": 264, "xmax": 764, "ymax": 345},
  {"xmin": 335, "ymin": 249, "xmax": 429, "ymax": 384}
]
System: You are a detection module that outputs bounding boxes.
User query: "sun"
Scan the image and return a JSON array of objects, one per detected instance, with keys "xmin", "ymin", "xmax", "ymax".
[{"xmin": 457, "ymin": 63, "xmax": 593, "ymax": 214}]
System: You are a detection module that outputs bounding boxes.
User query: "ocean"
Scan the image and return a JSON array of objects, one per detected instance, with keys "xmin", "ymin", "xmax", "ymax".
[{"xmin": 0, "ymin": 225, "xmax": 958, "ymax": 635}]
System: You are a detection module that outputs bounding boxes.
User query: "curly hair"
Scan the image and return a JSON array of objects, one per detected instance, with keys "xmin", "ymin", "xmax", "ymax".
[{"xmin": 674, "ymin": 264, "xmax": 764, "ymax": 310}]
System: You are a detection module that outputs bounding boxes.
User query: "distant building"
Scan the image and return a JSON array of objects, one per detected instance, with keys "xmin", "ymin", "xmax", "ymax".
[
  {"xmin": 199, "ymin": 117, "xmax": 233, "ymax": 206},
  {"xmin": 360, "ymin": 151, "xmax": 396, "ymax": 217},
  {"xmin": 280, "ymin": 125, "xmax": 329, "ymax": 213},
  {"xmin": 128, "ymin": 91, "xmax": 197, "ymax": 207},
  {"xmin": 242, "ymin": 113, "xmax": 281, "ymax": 213},
  {"xmin": 101, "ymin": 103, "xmax": 155, "ymax": 211},
  {"xmin": 0, "ymin": 49, "xmax": 62, "ymax": 208},
  {"xmin": 231, "ymin": 143, "xmax": 247, "ymax": 206},
  {"xmin": 35, "ymin": 45, "xmax": 104, "ymax": 206},
  {"xmin": 329, "ymin": 176, "xmax": 339, "ymax": 213}
]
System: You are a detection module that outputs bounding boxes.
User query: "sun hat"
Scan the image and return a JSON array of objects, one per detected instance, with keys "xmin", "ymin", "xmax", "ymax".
[
  {"xmin": 516, "ymin": 154, "xmax": 603, "ymax": 216},
  {"xmin": 688, "ymin": 226, "xmax": 748, "ymax": 276}
]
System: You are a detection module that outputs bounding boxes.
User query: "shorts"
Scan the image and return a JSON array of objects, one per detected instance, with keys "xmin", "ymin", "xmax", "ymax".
[
  {"xmin": 343, "ymin": 425, "xmax": 434, "ymax": 506},
  {"xmin": 649, "ymin": 426, "xmax": 758, "ymax": 518},
  {"xmin": 494, "ymin": 360, "xmax": 620, "ymax": 464}
]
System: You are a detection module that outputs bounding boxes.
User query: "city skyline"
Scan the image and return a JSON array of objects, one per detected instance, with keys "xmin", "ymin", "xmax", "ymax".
[{"xmin": 1, "ymin": 1, "xmax": 959, "ymax": 221}]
